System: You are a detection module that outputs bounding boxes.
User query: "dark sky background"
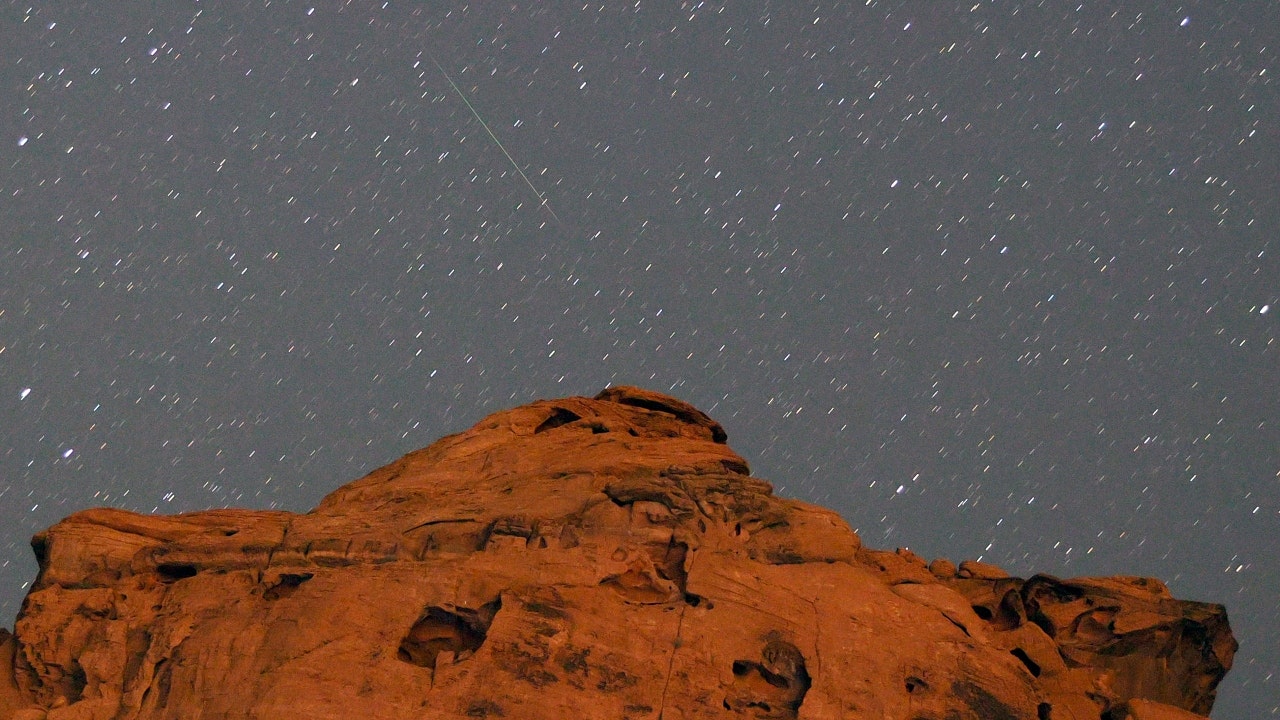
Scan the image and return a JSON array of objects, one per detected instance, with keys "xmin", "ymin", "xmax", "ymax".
[{"xmin": 2, "ymin": 2, "xmax": 1275, "ymax": 715}]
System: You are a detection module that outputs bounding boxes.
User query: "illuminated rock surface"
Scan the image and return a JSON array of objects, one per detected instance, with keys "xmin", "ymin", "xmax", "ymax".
[{"xmin": 1, "ymin": 387, "xmax": 1235, "ymax": 719}]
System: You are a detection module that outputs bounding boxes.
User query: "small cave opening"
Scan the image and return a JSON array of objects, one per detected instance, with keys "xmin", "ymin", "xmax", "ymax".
[
  {"xmin": 398, "ymin": 597, "xmax": 502, "ymax": 670},
  {"xmin": 156, "ymin": 563, "xmax": 198, "ymax": 582}
]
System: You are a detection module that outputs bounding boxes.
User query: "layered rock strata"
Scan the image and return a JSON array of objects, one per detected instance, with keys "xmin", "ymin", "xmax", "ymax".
[{"xmin": 1, "ymin": 387, "xmax": 1235, "ymax": 719}]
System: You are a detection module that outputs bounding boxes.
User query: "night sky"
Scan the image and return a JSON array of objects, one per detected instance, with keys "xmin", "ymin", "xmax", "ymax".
[{"xmin": 2, "ymin": 2, "xmax": 1276, "ymax": 715}]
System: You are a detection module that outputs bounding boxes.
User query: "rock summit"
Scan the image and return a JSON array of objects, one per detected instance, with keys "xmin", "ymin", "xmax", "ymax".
[{"xmin": 1, "ymin": 387, "xmax": 1235, "ymax": 719}]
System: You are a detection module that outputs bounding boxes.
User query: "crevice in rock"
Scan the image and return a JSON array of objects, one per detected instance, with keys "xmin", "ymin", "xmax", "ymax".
[
  {"xmin": 943, "ymin": 614, "xmax": 972, "ymax": 637},
  {"xmin": 761, "ymin": 548, "xmax": 807, "ymax": 565},
  {"xmin": 404, "ymin": 516, "xmax": 479, "ymax": 533},
  {"xmin": 1011, "ymin": 647, "xmax": 1041, "ymax": 677},
  {"xmin": 403, "ymin": 518, "xmax": 485, "ymax": 557},
  {"xmin": 657, "ymin": 603, "xmax": 688, "ymax": 719}
]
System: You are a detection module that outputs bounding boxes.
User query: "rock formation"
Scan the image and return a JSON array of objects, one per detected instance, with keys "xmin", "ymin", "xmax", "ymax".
[{"xmin": 1, "ymin": 387, "xmax": 1235, "ymax": 719}]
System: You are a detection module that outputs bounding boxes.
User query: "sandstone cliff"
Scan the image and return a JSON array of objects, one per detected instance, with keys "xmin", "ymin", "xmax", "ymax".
[{"xmin": 1, "ymin": 387, "xmax": 1235, "ymax": 719}]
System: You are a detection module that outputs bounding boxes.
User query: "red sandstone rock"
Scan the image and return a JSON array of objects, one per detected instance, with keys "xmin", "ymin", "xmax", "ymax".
[{"xmin": 0, "ymin": 387, "xmax": 1236, "ymax": 719}]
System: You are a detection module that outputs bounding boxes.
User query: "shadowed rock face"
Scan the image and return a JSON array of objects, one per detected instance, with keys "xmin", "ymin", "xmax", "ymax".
[{"xmin": 1, "ymin": 386, "xmax": 1235, "ymax": 720}]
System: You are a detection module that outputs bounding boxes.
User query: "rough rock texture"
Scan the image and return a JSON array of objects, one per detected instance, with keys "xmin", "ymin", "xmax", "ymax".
[{"xmin": 1, "ymin": 387, "xmax": 1235, "ymax": 719}]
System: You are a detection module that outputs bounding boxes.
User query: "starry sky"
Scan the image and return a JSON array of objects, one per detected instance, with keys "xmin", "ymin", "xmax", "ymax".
[{"xmin": 2, "ymin": 2, "xmax": 1276, "ymax": 715}]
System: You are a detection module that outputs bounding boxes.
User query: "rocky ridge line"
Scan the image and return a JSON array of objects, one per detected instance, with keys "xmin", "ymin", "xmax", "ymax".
[{"xmin": 1, "ymin": 387, "xmax": 1235, "ymax": 719}]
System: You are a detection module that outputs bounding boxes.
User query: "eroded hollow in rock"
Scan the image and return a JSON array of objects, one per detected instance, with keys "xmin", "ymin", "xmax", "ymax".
[
  {"xmin": 600, "ymin": 539, "xmax": 691, "ymax": 604},
  {"xmin": 534, "ymin": 407, "xmax": 582, "ymax": 434},
  {"xmin": 156, "ymin": 563, "xmax": 198, "ymax": 582},
  {"xmin": 905, "ymin": 675, "xmax": 929, "ymax": 693},
  {"xmin": 724, "ymin": 639, "xmax": 811, "ymax": 718},
  {"xmin": 597, "ymin": 389, "xmax": 729, "ymax": 443},
  {"xmin": 398, "ymin": 597, "xmax": 502, "ymax": 670},
  {"xmin": 969, "ymin": 586, "xmax": 1025, "ymax": 632},
  {"xmin": 263, "ymin": 572, "xmax": 314, "ymax": 601},
  {"xmin": 601, "ymin": 564, "xmax": 675, "ymax": 604}
]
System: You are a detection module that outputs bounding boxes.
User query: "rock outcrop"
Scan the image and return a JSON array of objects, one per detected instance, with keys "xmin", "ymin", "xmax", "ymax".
[{"xmin": 1, "ymin": 387, "xmax": 1235, "ymax": 719}]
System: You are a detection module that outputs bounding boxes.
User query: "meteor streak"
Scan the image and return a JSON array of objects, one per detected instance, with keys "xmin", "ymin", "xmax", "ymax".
[{"xmin": 431, "ymin": 56, "xmax": 563, "ymax": 226}]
